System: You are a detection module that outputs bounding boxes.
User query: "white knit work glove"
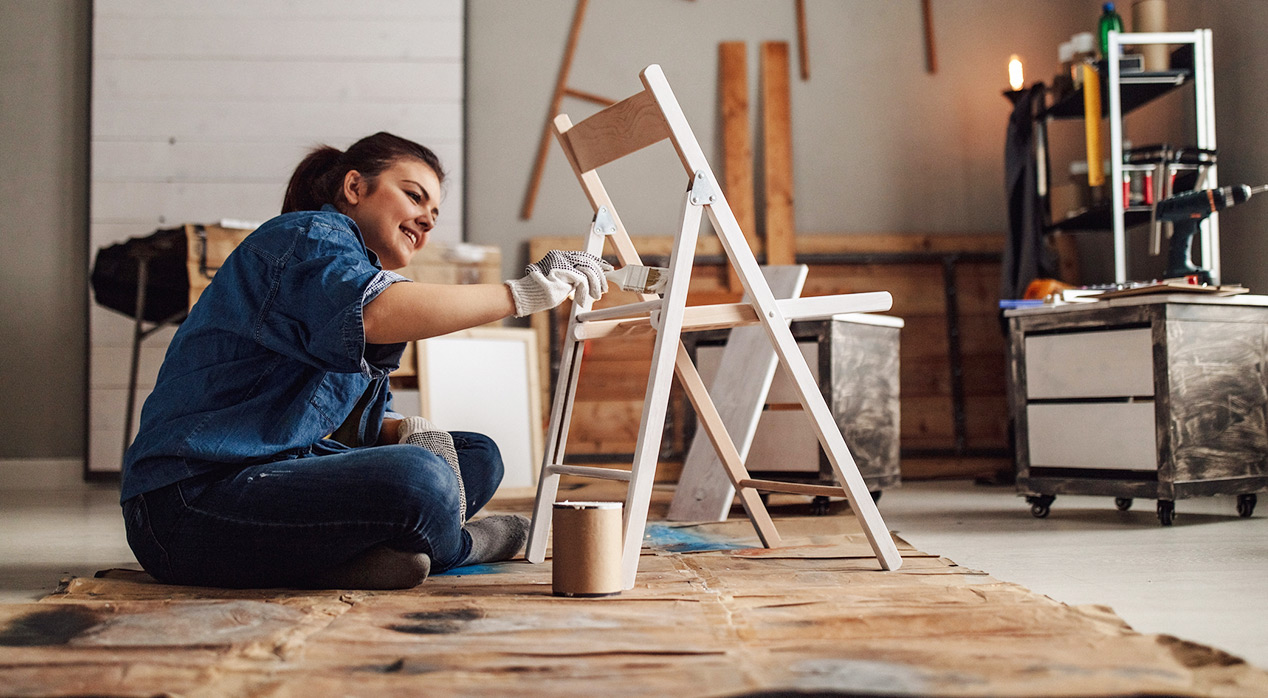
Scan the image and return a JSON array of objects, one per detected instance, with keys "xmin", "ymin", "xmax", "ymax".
[
  {"xmin": 505, "ymin": 250, "xmax": 613, "ymax": 317},
  {"xmin": 398, "ymin": 416, "xmax": 466, "ymax": 522}
]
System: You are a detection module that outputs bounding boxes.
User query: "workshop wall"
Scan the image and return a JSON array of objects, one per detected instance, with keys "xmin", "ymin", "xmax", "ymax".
[
  {"xmin": 0, "ymin": 1, "xmax": 90, "ymax": 472},
  {"xmin": 1201, "ymin": 1, "xmax": 1268, "ymax": 292},
  {"xmin": 3, "ymin": 0, "xmax": 1267, "ymax": 477},
  {"xmin": 466, "ymin": 1, "xmax": 1266, "ymax": 291},
  {"xmin": 465, "ymin": 0, "xmax": 1093, "ymax": 278}
]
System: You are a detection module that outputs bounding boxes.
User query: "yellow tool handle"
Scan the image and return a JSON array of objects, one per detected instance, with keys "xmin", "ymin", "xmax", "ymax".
[{"xmin": 1082, "ymin": 64, "xmax": 1104, "ymax": 188}]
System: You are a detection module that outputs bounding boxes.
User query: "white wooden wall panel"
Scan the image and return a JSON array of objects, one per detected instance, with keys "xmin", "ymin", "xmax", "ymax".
[
  {"xmin": 92, "ymin": 101, "xmax": 462, "ymax": 144},
  {"xmin": 90, "ymin": 306, "xmax": 178, "ymax": 346},
  {"xmin": 91, "ymin": 390, "xmax": 146, "ymax": 433},
  {"xmin": 91, "ymin": 141, "xmax": 463, "ymax": 183},
  {"xmin": 92, "ymin": 346, "xmax": 168, "ymax": 389},
  {"xmin": 89, "ymin": 1, "xmax": 465, "ymax": 474},
  {"xmin": 95, "ymin": 1, "xmax": 462, "ymax": 20},
  {"xmin": 97, "ymin": 61, "xmax": 463, "ymax": 101},
  {"xmin": 93, "ymin": 18, "xmax": 462, "ymax": 59}
]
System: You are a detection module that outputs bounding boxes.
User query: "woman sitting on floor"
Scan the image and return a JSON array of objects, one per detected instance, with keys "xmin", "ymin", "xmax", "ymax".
[{"xmin": 121, "ymin": 131, "xmax": 610, "ymax": 589}]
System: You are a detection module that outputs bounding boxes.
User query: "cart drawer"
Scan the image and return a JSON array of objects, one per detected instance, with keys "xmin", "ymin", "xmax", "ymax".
[
  {"xmin": 1025, "ymin": 328, "xmax": 1154, "ymax": 399},
  {"xmin": 1027, "ymin": 402, "xmax": 1158, "ymax": 470}
]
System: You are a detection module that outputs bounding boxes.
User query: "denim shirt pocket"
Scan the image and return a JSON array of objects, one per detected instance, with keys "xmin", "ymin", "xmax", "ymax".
[{"xmin": 307, "ymin": 371, "xmax": 369, "ymax": 436}]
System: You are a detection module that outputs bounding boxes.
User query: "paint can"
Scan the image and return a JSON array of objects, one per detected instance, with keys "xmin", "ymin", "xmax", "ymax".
[{"xmin": 551, "ymin": 501, "xmax": 623, "ymax": 597}]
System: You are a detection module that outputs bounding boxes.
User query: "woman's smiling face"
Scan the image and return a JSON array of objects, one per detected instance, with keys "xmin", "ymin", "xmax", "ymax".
[{"xmin": 340, "ymin": 158, "xmax": 442, "ymax": 270}]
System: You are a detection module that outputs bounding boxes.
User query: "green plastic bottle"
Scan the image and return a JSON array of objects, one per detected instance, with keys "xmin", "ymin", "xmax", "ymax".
[{"xmin": 1099, "ymin": 2, "xmax": 1124, "ymax": 58}]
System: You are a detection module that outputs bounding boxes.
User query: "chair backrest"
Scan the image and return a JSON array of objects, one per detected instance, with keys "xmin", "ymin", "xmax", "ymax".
[
  {"xmin": 549, "ymin": 64, "xmax": 730, "ymax": 277},
  {"xmin": 555, "ymin": 65, "xmax": 715, "ymax": 180},
  {"xmin": 557, "ymin": 89, "xmax": 671, "ymax": 174}
]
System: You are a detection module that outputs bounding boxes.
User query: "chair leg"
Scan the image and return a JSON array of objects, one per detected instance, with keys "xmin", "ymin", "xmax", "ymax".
[
  {"xmin": 766, "ymin": 312, "xmax": 903, "ymax": 571},
  {"xmin": 526, "ymin": 333, "xmax": 587, "ymax": 564},
  {"xmin": 703, "ymin": 185, "xmax": 903, "ymax": 572},
  {"xmin": 618, "ymin": 194, "xmax": 703, "ymax": 590},
  {"xmin": 672, "ymin": 344, "xmax": 782, "ymax": 548}
]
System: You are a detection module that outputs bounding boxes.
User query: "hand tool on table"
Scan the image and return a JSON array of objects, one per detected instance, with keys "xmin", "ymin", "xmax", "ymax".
[{"xmin": 1156, "ymin": 184, "xmax": 1268, "ymax": 283}]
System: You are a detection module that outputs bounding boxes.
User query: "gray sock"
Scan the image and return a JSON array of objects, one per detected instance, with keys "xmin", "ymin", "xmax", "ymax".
[
  {"xmin": 460, "ymin": 514, "xmax": 530, "ymax": 567},
  {"xmin": 312, "ymin": 546, "xmax": 431, "ymax": 590}
]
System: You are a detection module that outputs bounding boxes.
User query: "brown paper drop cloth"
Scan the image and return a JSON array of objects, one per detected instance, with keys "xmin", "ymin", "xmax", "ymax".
[{"xmin": 1, "ymin": 483, "xmax": 1265, "ymax": 697}]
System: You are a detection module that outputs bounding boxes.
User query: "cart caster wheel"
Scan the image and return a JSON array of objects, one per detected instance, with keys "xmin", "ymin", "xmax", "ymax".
[
  {"xmin": 1157, "ymin": 500, "xmax": 1175, "ymax": 526},
  {"xmin": 810, "ymin": 496, "xmax": 831, "ymax": 516},
  {"xmin": 1026, "ymin": 495, "xmax": 1055, "ymax": 519},
  {"xmin": 1237, "ymin": 493, "xmax": 1257, "ymax": 518},
  {"xmin": 1115, "ymin": 497, "xmax": 1133, "ymax": 512}
]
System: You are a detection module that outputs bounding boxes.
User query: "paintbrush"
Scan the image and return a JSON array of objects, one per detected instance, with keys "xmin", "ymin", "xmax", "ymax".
[{"xmin": 605, "ymin": 264, "xmax": 669, "ymax": 294}]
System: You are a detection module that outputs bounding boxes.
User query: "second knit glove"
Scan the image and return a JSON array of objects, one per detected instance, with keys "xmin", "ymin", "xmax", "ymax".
[{"xmin": 398, "ymin": 416, "xmax": 466, "ymax": 522}]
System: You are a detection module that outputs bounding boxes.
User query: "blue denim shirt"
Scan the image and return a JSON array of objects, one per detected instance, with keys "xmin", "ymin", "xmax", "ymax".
[{"xmin": 121, "ymin": 206, "xmax": 409, "ymax": 502}]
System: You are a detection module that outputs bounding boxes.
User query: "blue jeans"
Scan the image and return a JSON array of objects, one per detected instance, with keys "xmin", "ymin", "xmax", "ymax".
[{"xmin": 122, "ymin": 433, "xmax": 504, "ymax": 588}]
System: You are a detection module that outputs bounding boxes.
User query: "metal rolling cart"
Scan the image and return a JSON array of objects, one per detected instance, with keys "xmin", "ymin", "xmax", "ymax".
[{"xmin": 1006, "ymin": 294, "xmax": 1268, "ymax": 525}]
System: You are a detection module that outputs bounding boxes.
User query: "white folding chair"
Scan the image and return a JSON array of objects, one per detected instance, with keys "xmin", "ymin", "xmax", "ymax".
[{"xmin": 525, "ymin": 65, "xmax": 903, "ymax": 589}]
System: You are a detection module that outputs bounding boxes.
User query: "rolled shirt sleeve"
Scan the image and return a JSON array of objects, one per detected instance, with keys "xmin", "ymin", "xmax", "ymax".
[{"xmin": 249, "ymin": 221, "xmax": 409, "ymax": 377}]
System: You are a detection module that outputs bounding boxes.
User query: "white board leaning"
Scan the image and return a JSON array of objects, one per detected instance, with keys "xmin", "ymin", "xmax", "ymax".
[{"xmin": 414, "ymin": 328, "xmax": 544, "ymax": 492}]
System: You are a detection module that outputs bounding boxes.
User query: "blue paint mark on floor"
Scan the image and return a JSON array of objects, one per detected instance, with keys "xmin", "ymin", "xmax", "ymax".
[
  {"xmin": 643, "ymin": 524, "xmax": 749, "ymax": 553},
  {"xmin": 435, "ymin": 563, "xmax": 503, "ymax": 577}
]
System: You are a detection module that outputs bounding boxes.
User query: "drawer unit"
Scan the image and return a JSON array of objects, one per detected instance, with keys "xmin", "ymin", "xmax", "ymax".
[
  {"xmin": 1024, "ymin": 328, "xmax": 1154, "ymax": 399},
  {"xmin": 1026, "ymin": 402, "xmax": 1157, "ymax": 470},
  {"xmin": 1006, "ymin": 296, "xmax": 1268, "ymax": 524}
]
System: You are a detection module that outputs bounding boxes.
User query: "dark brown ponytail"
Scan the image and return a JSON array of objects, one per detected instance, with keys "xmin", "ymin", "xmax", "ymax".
[{"xmin": 281, "ymin": 132, "xmax": 446, "ymax": 214}]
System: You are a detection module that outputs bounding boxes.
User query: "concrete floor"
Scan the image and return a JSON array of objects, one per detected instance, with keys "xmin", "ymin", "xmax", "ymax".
[
  {"xmin": 881, "ymin": 480, "xmax": 1268, "ymax": 670},
  {"xmin": 1, "ymin": 480, "xmax": 1264, "ymax": 669}
]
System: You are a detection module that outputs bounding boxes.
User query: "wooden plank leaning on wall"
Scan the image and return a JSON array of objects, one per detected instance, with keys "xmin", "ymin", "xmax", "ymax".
[
  {"xmin": 529, "ymin": 233, "xmax": 1010, "ymax": 482},
  {"xmin": 719, "ymin": 41, "xmax": 756, "ymax": 293},
  {"xmin": 760, "ymin": 42, "xmax": 796, "ymax": 267}
]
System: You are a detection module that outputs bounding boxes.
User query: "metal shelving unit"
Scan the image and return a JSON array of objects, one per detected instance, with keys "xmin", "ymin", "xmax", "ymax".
[{"xmin": 1043, "ymin": 30, "xmax": 1218, "ymax": 284}]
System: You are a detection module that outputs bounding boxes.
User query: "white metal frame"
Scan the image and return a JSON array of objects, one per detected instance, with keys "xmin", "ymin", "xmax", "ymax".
[
  {"xmin": 1106, "ymin": 29, "xmax": 1218, "ymax": 284},
  {"xmin": 524, "ymin": 65, "xmax": 903, "ymax": 589}
]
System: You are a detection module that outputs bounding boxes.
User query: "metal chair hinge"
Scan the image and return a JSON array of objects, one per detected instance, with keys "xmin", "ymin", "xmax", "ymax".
[
  {"xmin": 591, "ymin": 206, "xmax": 618, "ymax": 236},
  {"xmin": 688, "ymin": 170, "xmax": 719, "ymax": 206}
]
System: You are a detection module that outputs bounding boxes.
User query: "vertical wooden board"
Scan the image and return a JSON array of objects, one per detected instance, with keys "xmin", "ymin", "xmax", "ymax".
[
  {"xmin": 761, "ymin": 42, "xmax": 795, "ymax": 266},
  {"xmin": 720, "ymin": 42, "xmax": 755, "ymax": 292},
  {"xmin": 795, "ymin": 0, "xmax": 810, "ymax": 80}
]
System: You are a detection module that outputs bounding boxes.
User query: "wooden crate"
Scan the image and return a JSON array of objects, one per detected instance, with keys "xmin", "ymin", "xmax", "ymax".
[{"xmin": 529, "ymin": 233, "xmax": 1010, "ymax": 480}]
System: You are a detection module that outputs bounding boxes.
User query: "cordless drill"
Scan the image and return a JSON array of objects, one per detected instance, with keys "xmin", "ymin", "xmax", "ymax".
[{"xmin": 1156, "ymin": 184, "xmax": 1268, "ymax": 284}]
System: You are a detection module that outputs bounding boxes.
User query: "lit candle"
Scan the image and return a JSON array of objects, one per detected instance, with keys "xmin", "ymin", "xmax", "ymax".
[{"xmin": 1008, "ymin": 54, "xmax": 1025, "ymax": 91}]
